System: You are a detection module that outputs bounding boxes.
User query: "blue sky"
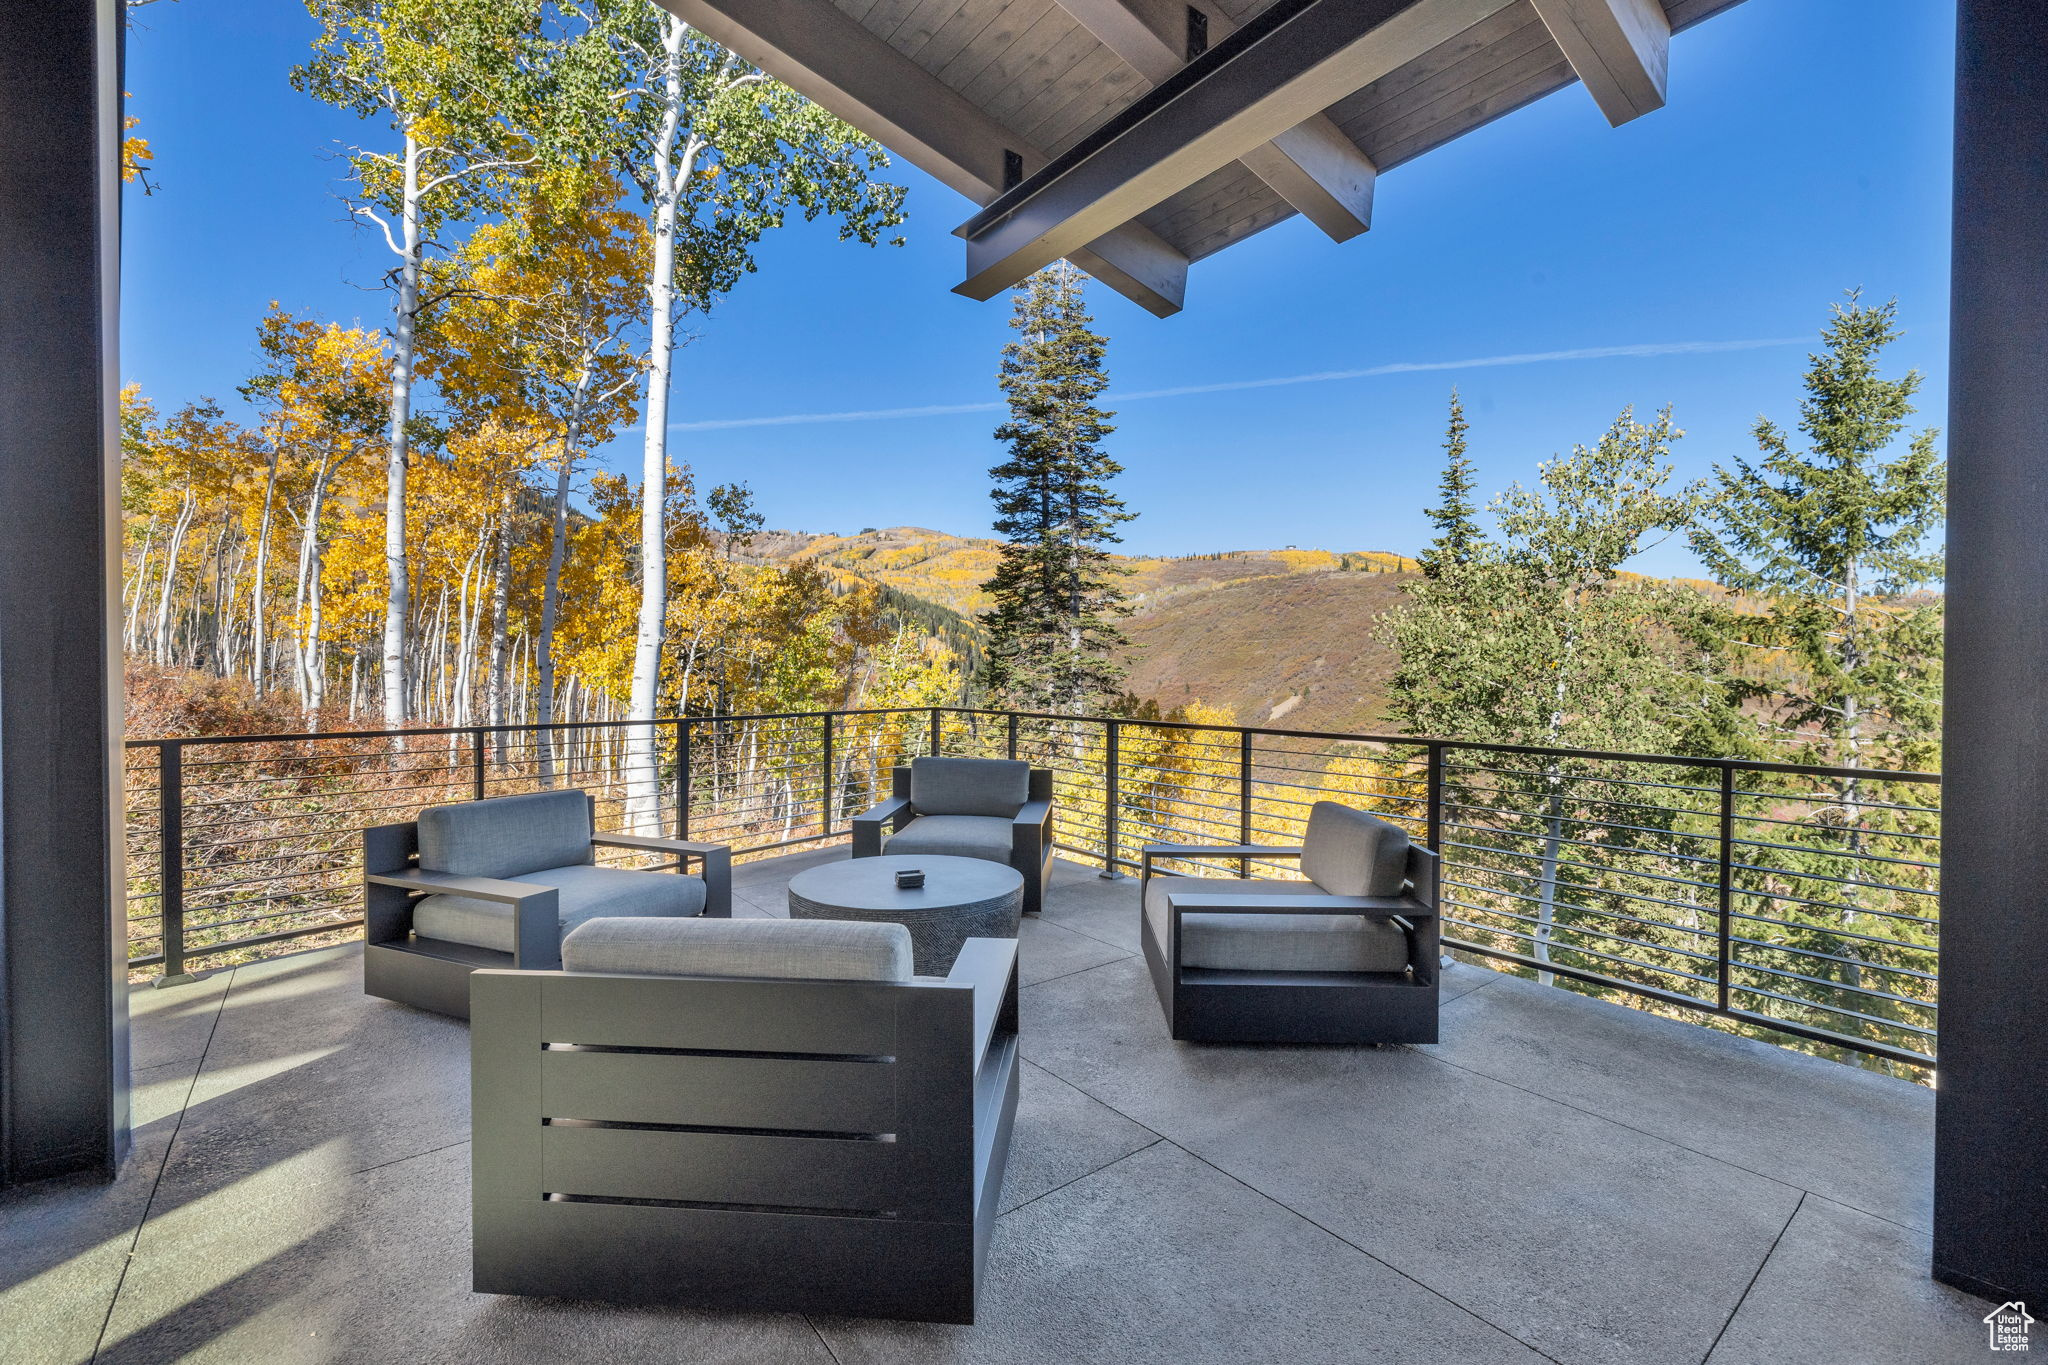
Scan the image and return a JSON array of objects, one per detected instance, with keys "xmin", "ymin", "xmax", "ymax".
[{"xmin": 123, "ymin": 0, "xmax": 1955, "ymax": 574}]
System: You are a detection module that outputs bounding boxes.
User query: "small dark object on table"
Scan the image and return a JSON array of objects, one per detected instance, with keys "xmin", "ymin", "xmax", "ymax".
[{"xmin": 895, "ymin": 868, "xmax": 925, "ymax": 889}]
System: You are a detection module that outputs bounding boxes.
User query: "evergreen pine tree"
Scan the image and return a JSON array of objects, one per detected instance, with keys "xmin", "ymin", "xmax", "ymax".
[
  {"xmin": 1418, "ymin": 389, "xmax": 1481, "ymax": 577},
  {"xmin": 1689, "ymin": 293, "xmax": 1944, "ymax": 1011},
  {"xmin": 1689, "ymin": 293, "xmax": 1945, "ymax": 772},
  {"xmin": 977, "ymin": 264, "xmax": 1134, "ymax": 714}
]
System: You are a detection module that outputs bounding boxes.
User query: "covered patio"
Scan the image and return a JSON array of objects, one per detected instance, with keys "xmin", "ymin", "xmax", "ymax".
[
  {"xmin": 7, "ymin": 850, "xmax": 1978, "ymax": 1364},
  {"xmin": 4, "ymin": 0, "xmax": 2048, "ymax": 1354}
]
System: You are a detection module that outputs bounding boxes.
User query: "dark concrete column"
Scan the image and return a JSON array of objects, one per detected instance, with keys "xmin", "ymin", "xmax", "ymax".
[
  {"xmin": 1935, "ymin": 0, "xmax": 2048, "ymax": 1306},
  {"xmin": 0, "ymin": 0, "xmax": 130, "ymax": 1184}
]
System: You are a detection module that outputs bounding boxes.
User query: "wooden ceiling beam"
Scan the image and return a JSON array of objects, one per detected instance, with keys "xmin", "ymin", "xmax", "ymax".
[
  {"xmin": 954, "ymin": 0, "xmax": 1513, "ymax": 302},
  {"xmin": 1056, "ymin": 0, "xmax": 1379, "ymax": 241},
  {"xmin": 1527, "ymin": 0, "xmax": 1670, "ymax": 126},
  {"xmin": 656, "ymin": 0, "xmax": 1189, "ymax": 316}
]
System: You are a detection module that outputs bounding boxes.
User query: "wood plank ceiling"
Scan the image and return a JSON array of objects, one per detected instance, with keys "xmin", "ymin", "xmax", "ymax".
[{"xmin": 676, "ymin": 0, "xmax": 1748, "ymax": 311}]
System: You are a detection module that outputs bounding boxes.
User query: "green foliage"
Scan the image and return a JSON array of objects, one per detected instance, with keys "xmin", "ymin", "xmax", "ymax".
[
  {"xmin": 978, "ymin": 265, "xmax": 1135, "ymax": 715},
  {"xmin": 1417, "ymin": 389, "xmax": 1480, "ymax": 579},
  {"xmin": 1387, "ymin": 406, "xmax": 1723, "ymax": 754},
  {"xmin": 553, "ymin": 0, "xmax": 906, "ymax": 311},
  {"xmin": 1690, "ymin": 292, "xmax": 1945, "ymax": 772},
  {"xmin": 294, "ymin": 0, "xmax": 550, "ymax": 232},
  {"xmin": 1379, "ymin": 303, "xmax": 1946, "ymax": 1073},
  {"xmin": 1680, "ymin": 293, "xmax": 1947, "ymax": 1063},
  {"xmin": 875, "ymin": 585, "xmax": 983, "ymax": 681},
  {"xmin": 1385, "ymin": 407, "xmax": 1741, "ymax": 1025}
]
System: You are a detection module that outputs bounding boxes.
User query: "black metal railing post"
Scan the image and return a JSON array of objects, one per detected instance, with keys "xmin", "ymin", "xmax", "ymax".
[
  {"xmin": 472, "ymin": 726, "xmax": 487, "ymax": 801},
  {"xmin": 1717, "ymin": 764, "xmax": 1735, "ymax": 1013},
  {"xmin": 1101, "ymin": 718, "xmax": 1122, "ymax": 879},
  {"xmin": 1007, "ymin": 711, "xmax": 1019, "ymax": 761},
  {"xmin": 1425, "ymin": 742, "xmax": 1444, "ymax": 853},
  {"xmin": 820, "ymin": 712, "xmax": 835, "ymax": 836},
  {"xmin": 676, "ymin": 718, "xmax": 693, "ymax": 841},
  {"xmin": 929, "ymin": 706, "xmax": 942, "ymax": 757},
  {"xmin": 156, "ymin": 742, "xmax": 194, "ymax": 986},
  {"xmin": 1238, "ymin": 728, "xmax": 1254, "ymax": 876}
]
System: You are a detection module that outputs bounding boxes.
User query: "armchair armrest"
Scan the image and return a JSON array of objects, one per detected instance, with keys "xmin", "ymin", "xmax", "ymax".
[
  {"xmin": 590, "ymin": 832, "xmax": 726, "ymax": 859},
  {"xmin": 946, "ymin": 938, "xmax": 1021, "ymax": 1070},
  {"xmin": 1142, "ymin": 843, "xmax": 1302, "ymax": 861},
  {"xmin": 590, "ymin": 833, "xmax": 732, "ymax": 918},
  {"xmin": 850, "ymin": 794, "xmax": 913, "ymax": 858},
  {"xmin": 364, "ymin": 867, "xmax": 537, "ymax": 900},
  {"xmin": 1141, "ymin": 843, "xmax": 1303, "ymax": 884},
  {"xmin": 1012, "ymin": 799, "xmax": 1053, "ymax": 829},
  {"xmin": 364, "ymin": 868, "xmax": 562, "ymax": 970},
  {"xmin": 1011, "ymin": 798, "xmax": 1053, "ymax": 866},
  {"xmin": 1160, "ymin": 889, "xmax": 1431, "ymax": 922}
]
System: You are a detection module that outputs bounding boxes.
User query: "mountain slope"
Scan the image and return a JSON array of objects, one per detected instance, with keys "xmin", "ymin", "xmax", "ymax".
[
  {"xmin": 1120, "ymin": 570, "xmax": 1412, "ymax": 733},
  {"xmin": 753, "ymin": 526, "xmax": 1418, "ymax": 729},
  {"xmin": 758, "ymin": 525, "xmax": 1414, "ymax": 619}
]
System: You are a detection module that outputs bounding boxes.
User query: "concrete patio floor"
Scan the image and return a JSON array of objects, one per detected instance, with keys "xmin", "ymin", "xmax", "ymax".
[{"xmin": 2, "ymin": 850, "xmax": 1986, "ymax": 1364}]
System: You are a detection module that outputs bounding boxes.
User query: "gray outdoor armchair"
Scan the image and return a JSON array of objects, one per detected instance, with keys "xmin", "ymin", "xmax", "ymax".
[
  {"xmin": 469, "ymin": 915, "xmax": 1021, "ymax": 1324},
  {"xmin": 362, "ymin": 788, "xmax": 731, "ymax": 1018},
  {"xmin": 1140, "ymin": 801, "xmax": 1441, "ymax": 1044},
  {"xmin": 851, "ymin": 756, "xmax": 1055, "ymax": 915}
]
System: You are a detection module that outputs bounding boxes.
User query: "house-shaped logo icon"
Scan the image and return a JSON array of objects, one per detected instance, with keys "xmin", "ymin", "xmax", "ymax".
[{"xmin": 1986, "ymin": 1301, "xmax": 2034, "ymax": 1352}]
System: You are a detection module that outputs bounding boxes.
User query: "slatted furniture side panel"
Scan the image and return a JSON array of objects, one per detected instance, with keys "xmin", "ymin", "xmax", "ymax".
[
  {"xmin": 472, "ymin": 969, "xmax": 988, "ymax": 1320},
  {"xmin": 539, "ymin": 1050, "xmax": 898, "ymax": 1133},
  {"xmin": 541, "ymin": 1127, "xmax": 906, "ymax": 1210}
]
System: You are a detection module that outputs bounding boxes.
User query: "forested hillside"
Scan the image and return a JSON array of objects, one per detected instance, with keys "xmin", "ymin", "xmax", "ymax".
[
  {"xmin": 745, "ymin": 525, "xmax": 1420, "ymax": 727},
  {"xmin": 754, "ymin": 525, "xmax": 1414, "ymax": 618}
]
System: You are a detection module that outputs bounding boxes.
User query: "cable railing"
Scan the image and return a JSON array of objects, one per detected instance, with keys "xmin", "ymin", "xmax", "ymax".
[{"xmin": 124, "ymin": 706, "xmax": 1940, "ymax": 1072}]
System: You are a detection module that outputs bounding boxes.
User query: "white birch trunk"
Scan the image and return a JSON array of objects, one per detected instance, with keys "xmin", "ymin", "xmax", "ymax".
[
  {"xmin": 624, "ymin": 17, "xmax": 702, "ymax": 833},
  {"xmin": 486, "ymin": 484, "xmax": 513, "ymax": 743},
  {"xmin": 250, "ymin": 444, "xmax": 281, "ymax": 692},
  {"xmin": 536, "ymin": 441, "xmax": 575, "ymax": 785},
  {"xmin": 154, "ymin": 484, "xmax": 196, "ymax": 666},
  {"xmin": 380, "ymin": 131, "xmax": 425, "ymax": 725}
]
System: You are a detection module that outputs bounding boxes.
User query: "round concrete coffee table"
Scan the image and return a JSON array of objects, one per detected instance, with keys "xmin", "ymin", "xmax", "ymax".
[{"xmin": 787, "ymin": 854, "xmax": 1025, "ymax": 974}]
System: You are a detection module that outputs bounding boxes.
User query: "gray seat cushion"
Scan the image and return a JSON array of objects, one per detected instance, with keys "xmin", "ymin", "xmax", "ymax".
[
  {"xmin": 562, "ymin": 916, "xmax": 912, "ymax": 982},
  {"xmin": 909, "ymin": 756, "xmax": 1029, "ymax": 818},
  {"xmin": 884, "ymin": 814, "xmax": 1013, "ymax": 863},
  {"xmin": 1144, "ymin": 875, "xmax": 1410, "ymax": 973},
  {"xmin": 1300, "ymin": 802, "xmax": 1411, "ymax": 898},
  {"xmin": 418, "ymin": 789, "xmax": 592, "ymax": 881},
  {"xmin": 412, "ymin": 863, "xmax": 705, "ymax": 954}
]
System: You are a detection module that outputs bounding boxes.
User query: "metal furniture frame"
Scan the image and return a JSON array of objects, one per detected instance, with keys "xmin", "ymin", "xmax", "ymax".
[
  {"xmin": 1139, "ymin": 840, "xmax": 1441, "ymax": 1044},
  {"xmin": 362, "ymin": 795, "xmax": 731, "ymax": 1019},
  {"xmin": 851, "ymin": 763, "xmax": 1056, "ymax": 915},
  {"xmin": 469, "ymin": 937, "xmax": 1021, "ymax": 1323}
]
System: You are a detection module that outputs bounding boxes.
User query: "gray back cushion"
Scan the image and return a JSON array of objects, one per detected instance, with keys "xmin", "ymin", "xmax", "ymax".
[
  {"xmin": 417, "ymin": 789, "xmax": 592, "ymax": 880},
  {"xmin": 910, "ymin": 756, "xmax": 1030, "ymax": 817},
  {"xmin": 561, "ymin": 916, "xmax": 913, "ymax": 982},
  {"xmin": 1300, "ymin": 802, "xmax": 1411, "ymax": 897}
]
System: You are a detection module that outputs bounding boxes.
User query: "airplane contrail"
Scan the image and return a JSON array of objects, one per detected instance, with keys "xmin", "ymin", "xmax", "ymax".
[{"xmin": 664, "ymin": 336, "xmax": 1807, "ymax": 433}]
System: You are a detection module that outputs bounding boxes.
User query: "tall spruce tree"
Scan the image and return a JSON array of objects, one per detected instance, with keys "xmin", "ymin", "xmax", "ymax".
[
  {"xmin": 977, "ymin": 264, "xmax": 1134, "ymax": 714},
  {"xmin": 1689, "ymin": 294, "xmax": 1945, "ymax": 1003},
  {"xmin": 1690, "ymin": 293, "xmax": 1945, "ymax": 773},
  {"xmin": 1418, "ymin": 389, "xmax": 1480, "ymax": 578}
]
